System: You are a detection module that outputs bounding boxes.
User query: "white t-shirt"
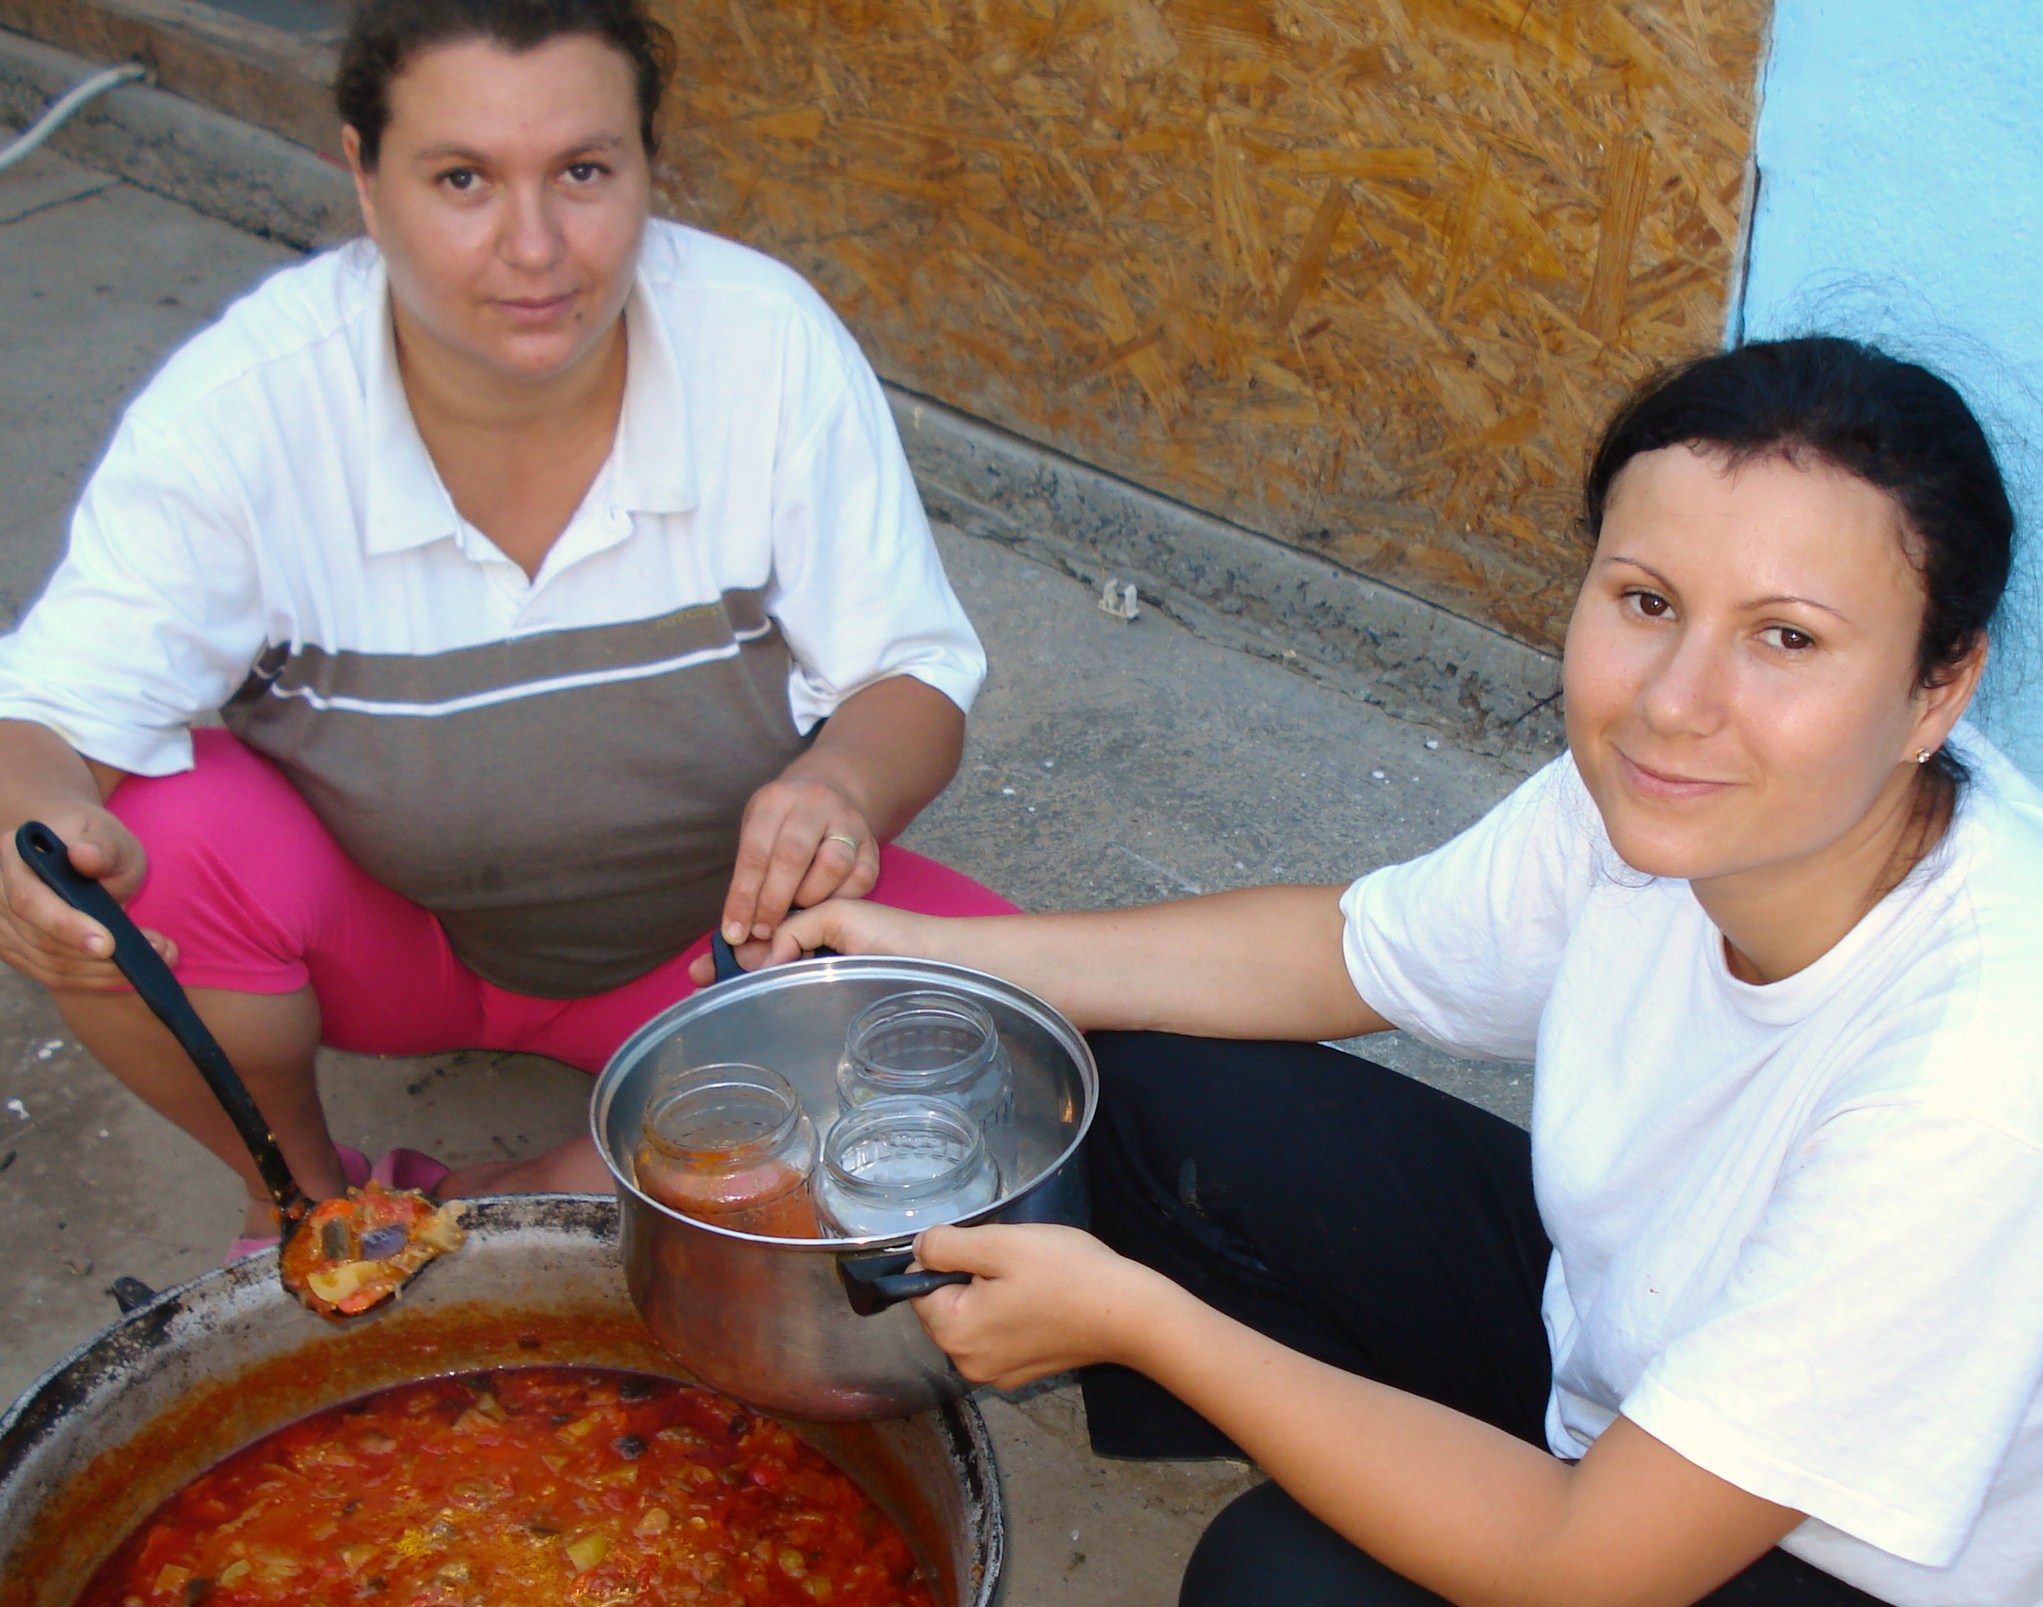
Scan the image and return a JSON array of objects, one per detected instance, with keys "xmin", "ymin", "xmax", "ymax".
[{"xmin": 1342, "ymin": 728, "xmax": 2043, "ymax": 1607}]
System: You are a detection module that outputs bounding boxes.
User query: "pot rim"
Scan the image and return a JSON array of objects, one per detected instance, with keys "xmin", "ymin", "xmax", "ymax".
[
  {"xmin": 0, "ymin": 1195, "xmax": 1006, "ymax": 1607},
  {"xmin": 0, "ymin": 1193, "xmax": 616, "ymax": 1473},
  {"xmin": 591, "ymin": 952, "xmax": 1096, "ymax": 1249}
]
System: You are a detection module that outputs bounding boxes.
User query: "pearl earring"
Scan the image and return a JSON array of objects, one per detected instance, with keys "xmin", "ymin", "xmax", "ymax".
[{"xmin": 1915, "ymin": 748, "xmax": 1934, "ymax": 765}]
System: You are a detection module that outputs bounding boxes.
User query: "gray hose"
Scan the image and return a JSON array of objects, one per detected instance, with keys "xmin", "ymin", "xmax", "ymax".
[{"xmin": 0, "ymin": 61, "xmax": 147, "ymax": 173}]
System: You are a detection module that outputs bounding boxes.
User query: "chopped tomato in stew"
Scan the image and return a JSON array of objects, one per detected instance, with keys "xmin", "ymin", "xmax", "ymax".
[{"xmin": 78, "ymin": 1368, "xmax": 934, "ymax": 1607}]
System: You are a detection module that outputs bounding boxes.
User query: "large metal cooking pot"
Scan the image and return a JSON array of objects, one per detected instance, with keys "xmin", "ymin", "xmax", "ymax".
[
  {"xmin": 0, "ymin": 1197, "xmax": 1002, "ymax": 1607},
  {"xmin": 593, "ymin": 953, "xmax": 1096, "ymax": 1421}
]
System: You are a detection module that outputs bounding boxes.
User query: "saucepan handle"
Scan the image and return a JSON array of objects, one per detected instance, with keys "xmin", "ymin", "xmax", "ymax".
[
  {"xmin": 837, "ymin": 1249, "xmax": 973, "ymax": 1316},
  {"xmin": 708, "ymin": 929, "xmax": 838, "ymax": 984}
]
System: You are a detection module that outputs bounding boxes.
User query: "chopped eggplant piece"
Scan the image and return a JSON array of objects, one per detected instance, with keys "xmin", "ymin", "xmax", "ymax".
[{"xmin": 357, "ymin": 1223, "xmax": 408, "ymax": 1259}]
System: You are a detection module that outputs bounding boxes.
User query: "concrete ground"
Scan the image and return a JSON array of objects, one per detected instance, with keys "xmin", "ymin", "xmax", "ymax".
[{"xmin": 0, "ymin": 134, "xmax": 1539, "ymax": 1603}]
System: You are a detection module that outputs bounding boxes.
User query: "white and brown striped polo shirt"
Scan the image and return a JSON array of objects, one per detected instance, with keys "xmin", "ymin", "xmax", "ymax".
[{"xmin": 0, "ymin": 222, "xmax": 985, "ymax": 996}]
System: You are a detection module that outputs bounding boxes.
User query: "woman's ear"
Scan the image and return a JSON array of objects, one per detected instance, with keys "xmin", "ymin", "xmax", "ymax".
[
  {"xmin": 341, "ymin": 125, "xmax": 379, "ymax": 242},
  {"xmin": 1912, "ymin": 634, "xmax": 1990, "ymax": 759}
]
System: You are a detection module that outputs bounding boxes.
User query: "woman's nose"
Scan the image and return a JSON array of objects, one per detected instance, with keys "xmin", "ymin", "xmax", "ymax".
[
  {"xmin": 1638, "ymin": 628, "xmax": 1729, "ymax": 735},
  {"xmin": 498, "ymin": 186, "xmax": 563, "ymax": 272}
]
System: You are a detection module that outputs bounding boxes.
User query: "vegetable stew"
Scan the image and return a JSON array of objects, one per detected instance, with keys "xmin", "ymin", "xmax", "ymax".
[{"xmin": 77, "ymin": 1367, "xmax": 934, "ymax": 1606}]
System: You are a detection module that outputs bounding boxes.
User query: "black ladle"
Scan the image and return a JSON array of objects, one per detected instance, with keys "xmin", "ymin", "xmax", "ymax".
[{"xmin": 16, "ymin": 820, "xmax": 416, "ymax": 1320}]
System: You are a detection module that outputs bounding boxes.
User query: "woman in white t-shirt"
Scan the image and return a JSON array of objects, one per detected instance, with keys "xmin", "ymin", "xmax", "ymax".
[
  {"xmin": 0, "ymin": 0, "xmax": 1011, "ymax": 1252},
  {"xmin": 736, "ymin": 337, "xmax": 2043, "ymax": 1605}
]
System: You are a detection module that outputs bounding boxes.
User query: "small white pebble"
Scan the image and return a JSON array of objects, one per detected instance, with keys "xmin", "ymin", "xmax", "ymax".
[
  {"xmin": 1371, "ymin": 770, "xmax": 1388, "ymax": 781},
  {"xmin": 1042, "ymin": 759, "xmax": 1055, "ymax": 768},
  {"xmin": 35, "ymin": 1039, "xmax": 63, "ymax": 1061},
  {"xmin": 97, "ymin": 1128, "xmax": 109, "ymax": 1140},
  {"xmin": 999, "ymin": 786, "xmax": 1016, "ymax": 796},
  {"xmin": 5, "ymin": 1099, "xmax": 26, "ymax": 1119},
  {"xmin": 1424, "ymin": 738, "xmax": 1440, "ymax": 750}
]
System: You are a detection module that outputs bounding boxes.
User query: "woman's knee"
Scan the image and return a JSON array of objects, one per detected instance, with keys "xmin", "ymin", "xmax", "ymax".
[
  {"xmin": 109, "ymin": 730, "xmax": 375, "ymax": 988},
  {"xmin": 110, "ymin": 730, "xmax": 322, "ymax": 888},
  {"xmin": 1182, "ymin": 1482, "xmax": 1444, "ymax": 1607}
]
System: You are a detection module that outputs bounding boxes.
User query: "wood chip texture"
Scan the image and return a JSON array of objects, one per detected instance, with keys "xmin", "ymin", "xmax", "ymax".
[{"xmin": 651, "ymin": 0, "xmax": 1767, "ymax": 649}]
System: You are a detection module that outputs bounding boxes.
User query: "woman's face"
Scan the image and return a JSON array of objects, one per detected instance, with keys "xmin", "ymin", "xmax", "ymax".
[
  {"xmin": 1562, "ymin": 444, "xmax": 1980, "ymax": 894},
  {"xmin": 345, "ymin": 34, "xmax": 650, "ymax": 384}
]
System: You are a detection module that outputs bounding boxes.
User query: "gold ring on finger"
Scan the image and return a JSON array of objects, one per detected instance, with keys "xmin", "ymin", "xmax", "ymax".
[{"xmin": 824, "ymin": 834, "xmax": 860, "ymax": 852}]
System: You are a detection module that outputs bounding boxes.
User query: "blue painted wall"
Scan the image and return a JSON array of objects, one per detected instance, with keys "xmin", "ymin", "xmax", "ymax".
[{"xmin": 1738, "ymin": 0, "xmax": 2043, "ymax": 777}]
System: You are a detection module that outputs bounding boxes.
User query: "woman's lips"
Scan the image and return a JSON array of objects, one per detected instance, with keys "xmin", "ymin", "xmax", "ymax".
[
  {"xmin": 1616, "ymin": 749, "xmax": 1733, "ymax": 800},
  {"xmin": 493, "ymin": 292, "xmax": 577, "ymax": 325}
]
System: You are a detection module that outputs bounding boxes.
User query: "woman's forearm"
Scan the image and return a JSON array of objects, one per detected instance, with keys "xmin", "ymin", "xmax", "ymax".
[
  {"xmin": 1123, "ymin": 1284, "xmax": 1797, "ymax": 1607},
  {"xmin": 780, "ymin": 674, "xmax": 964, "ymax": 841},
  {"xmin": 856, "ymin": 884, "xmax": 1393, "ymax": 1041},
  {"xmin": 0, "ymin": 718, "xmax": 124, "ymax": 815}
]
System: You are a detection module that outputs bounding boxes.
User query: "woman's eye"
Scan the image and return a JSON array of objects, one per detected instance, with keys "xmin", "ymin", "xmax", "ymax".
[
  {"xmin": 1763, "ymin": 625, "xmax": 1817, "ymax": 652},
  {"xmin": 1623, "ymin": 588, "xmax": 1672, "ymax": 619},
  {"xmin": 439, "ymin": 168, "xmax": 481, "ymax": 193},
  {"xmin": 564, "ymin": 161, "xmax": 609, "ymax": 184}
]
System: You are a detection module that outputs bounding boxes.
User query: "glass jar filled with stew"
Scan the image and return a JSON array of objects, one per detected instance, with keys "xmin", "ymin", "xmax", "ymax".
[
  {"xmin": 634, "ymin": 1062, "xmax": 819, "ymax": 1237},
  {"xmin": 836, "ymin": 989, "xmax": 1015, "ymax": 1172},
  {"xmin": 814, "ymin": 1095, "xmax": 1003, "ymax": 1238}
]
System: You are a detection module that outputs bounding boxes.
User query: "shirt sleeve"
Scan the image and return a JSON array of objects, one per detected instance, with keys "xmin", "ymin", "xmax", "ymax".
[
  {"xmin": 0, "ymin": 411, "xmax": 266, "ymax": 774},
  {"xmin": 1340, "ymin": 755, "xmax": 1601, "ymax": 1061},
  {"xmin": 761, "ymin": 312, "xmax": 986, "ymax": 732},
  {"xmin": 1621, "ymin": 1103, "xmax": 2043, "ymax": 1568}
]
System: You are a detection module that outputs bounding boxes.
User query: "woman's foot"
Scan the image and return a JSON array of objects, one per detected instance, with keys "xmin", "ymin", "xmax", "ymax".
[{"xmin": 439, "ymin": 1134, "xmax": 613, "ymax": 1198}]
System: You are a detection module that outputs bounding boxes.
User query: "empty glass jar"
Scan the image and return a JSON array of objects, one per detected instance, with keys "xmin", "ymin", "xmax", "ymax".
[
  {"xmin": 813, "ymin": 1096, "xmax": 1003, "ymax": 1238},
  {"xmin": 633, "ymin": 1062, "xmax": 819, "ymax": 1237},
  {"xmin": 837, "ymin": 989, "xmax": 1015, "ymax": 1171}
]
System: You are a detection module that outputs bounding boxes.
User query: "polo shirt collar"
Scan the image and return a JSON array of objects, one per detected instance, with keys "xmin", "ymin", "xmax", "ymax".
[
  {"xmin": 360, "ymin": 258, "xmax": 698, "ymax": 560},
  {"xmin": 609, "ymin": 275, "xmax": 697, "ymax": 516},
  {"xmin": 362, "ymin": 262, "xmax": 459, "ymax": 557}
]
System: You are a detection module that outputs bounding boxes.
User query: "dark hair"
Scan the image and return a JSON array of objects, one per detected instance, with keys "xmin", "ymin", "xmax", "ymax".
[
  {"xmin": 1586, "ymin": 337, "xmax": 2015, "ymax": 712},
  {"xmin": 336, "ymin": 0, "xmax": 674, "ymax": 169}
]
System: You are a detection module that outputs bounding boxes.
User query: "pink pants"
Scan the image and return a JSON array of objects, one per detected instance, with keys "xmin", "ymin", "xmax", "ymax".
[{"xmin": 112, "ymin": 730, "xmax": 1017, "ymax": 1074}]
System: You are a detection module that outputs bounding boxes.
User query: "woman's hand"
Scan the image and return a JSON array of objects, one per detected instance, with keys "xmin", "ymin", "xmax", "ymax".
[
  {"xmin": 689, "ymin": 896, "xmax": 939, "ymax": 983},
  {"xmin": 715, "ymin": 676, "xmax": 965, "ymax": 953},
  {"xmin": 907, "ymin": 1223, "xmax": 1183, "ymax": 1391},
  {"xmin": 0, "ymin": 805, "xmax": 171, "ymax": 990},
  {"xmin": 719, "ymin": 774, "xmax": 881, "ymax": 948}
]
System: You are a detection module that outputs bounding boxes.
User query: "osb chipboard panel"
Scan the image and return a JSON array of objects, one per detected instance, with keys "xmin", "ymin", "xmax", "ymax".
[{"xmin": 651, "ymin": 0, "xmax": 1766, "ymax": 649}]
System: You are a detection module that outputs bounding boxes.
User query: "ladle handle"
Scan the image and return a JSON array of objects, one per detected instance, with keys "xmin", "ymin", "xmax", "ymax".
[
  {"xmin": 15, "ymin": 821, "xmax": 303, "ymax": 1212},
  {"xmin": 837, "ymin": 1249, "xmax": 974, "ymax": 1315}
]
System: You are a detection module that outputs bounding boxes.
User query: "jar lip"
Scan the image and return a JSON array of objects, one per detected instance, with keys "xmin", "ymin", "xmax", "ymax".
[
  {"xmin": 843, "ymin": 991, "xmax": 1002, "ymax": 1093},
  {"xmin": 822, "ymin": 1095, "xmax": 989, "ymax": 1201},
  {"xmin": 643, "ymin": 1062, "xmax": 806, "ymax": 1163}
]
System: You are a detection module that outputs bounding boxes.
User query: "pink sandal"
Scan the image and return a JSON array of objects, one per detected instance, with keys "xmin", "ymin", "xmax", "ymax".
[
  {"xmin": 369, "ymin": 1147, "xmax": 452, "ymax": 1196},
  {"xmin": 222, "ymin": 1143, "xmax": 372, "ymax": 1264}
]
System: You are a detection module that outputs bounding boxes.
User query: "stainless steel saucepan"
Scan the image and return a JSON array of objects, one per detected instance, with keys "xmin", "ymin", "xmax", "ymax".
[{"xmin": 592, "ymin": 947, "xmax": 1096, "ymax": 1421}]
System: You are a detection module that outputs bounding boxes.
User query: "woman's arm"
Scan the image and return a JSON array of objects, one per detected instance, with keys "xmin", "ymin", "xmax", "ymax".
[
  {"xmin": 914, "ymin": 1223, "xmax": 1802, "ymax": 1607},
  {"xmin": 719, "ymin": 674, "xmax": 964, "ymax": 945},
  {"xmin": 0, "ymin": 718, "xmax": 157, "ymax": 988},
  {"xmin": 738, "ymin": 884, "xmax": 1393, "ymax": 1041}
]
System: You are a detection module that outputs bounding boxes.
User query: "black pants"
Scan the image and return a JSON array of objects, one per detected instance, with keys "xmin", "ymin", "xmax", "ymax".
[{"xmin": 1078, "ymin": 1032, "xmax": 1890, "ymax": 1607}]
